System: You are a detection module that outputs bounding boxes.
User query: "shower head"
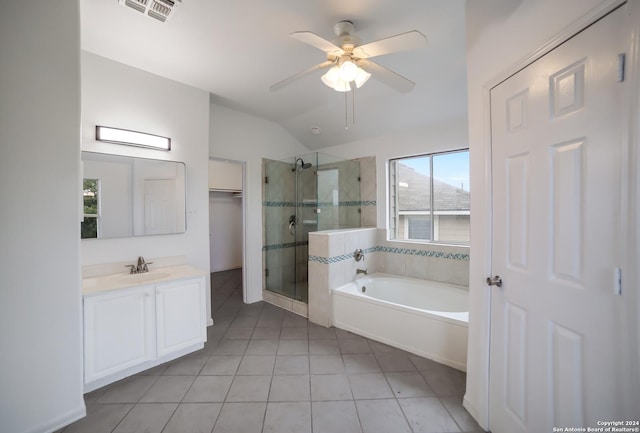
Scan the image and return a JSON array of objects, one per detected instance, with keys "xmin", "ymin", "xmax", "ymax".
[{"xmin": 292, "ymin": 158, "xmax": 312, "ymax": 172}]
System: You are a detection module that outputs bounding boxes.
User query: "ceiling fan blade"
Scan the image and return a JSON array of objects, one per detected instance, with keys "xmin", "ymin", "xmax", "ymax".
[
  {"xmin": 290, "ymin": 31, "xmax": 344, "ymax": 55},
  {"xmin": 357, "ymin": 59, "xmax": 415, "ymax": 93},
  {"xmin": 353, "ymin": 30, "xmax": 427, "ymax": 59},
  {"xmin": 269, "ymin": 60, "xmax": 334, "ymax": 92}
]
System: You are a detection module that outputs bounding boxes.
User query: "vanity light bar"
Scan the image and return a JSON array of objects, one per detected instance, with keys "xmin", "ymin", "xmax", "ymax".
[{"xmin": 96, "ymin": 126, "xmax": 171, "ymax": 151}]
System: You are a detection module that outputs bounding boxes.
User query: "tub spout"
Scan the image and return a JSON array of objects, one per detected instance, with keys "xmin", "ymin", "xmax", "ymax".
[{"xmin": 356, "ymin": 268, "xmax": 368, "ymax": 275}]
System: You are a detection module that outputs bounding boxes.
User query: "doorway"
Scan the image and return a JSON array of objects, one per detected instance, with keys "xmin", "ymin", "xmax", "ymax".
[{"xmin": 209, "ymin": 158, "xmax": 246, "ymax": 311}]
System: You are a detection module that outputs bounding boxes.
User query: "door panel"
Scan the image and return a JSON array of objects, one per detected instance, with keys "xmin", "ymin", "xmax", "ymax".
[{"xmin": 490, "ymin": 6, "xmax": 630, "ymax": 432}]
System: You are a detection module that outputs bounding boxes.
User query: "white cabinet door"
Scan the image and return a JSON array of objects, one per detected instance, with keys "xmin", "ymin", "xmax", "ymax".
[
  {"xmin": 155, "ymin": 277, "xmax": 206, "ymax": 357},
  {"xmin": 84, "ymin": 285, "xmax": 155, "ymax": 383},
  {"xmin": 208, "ymin": 160, "xmax": 242, "ymax": 191}
]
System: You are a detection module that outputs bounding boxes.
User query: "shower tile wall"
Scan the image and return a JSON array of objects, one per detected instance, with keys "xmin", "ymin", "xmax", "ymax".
[
  {"xmin": 357, "ymin": 156, "xmax": 377, "ymax": 227},
  {"xmin": 316, "ymin": 159, "xmax": 361, "ymax": 230},
  {"xmin": 308, "ymin": 228, "xmax": 378, "ymax": 327},
  {"xmin": 296, "ymin": 166, "xmax": 316, "ymax": 288},
  {"xmin": 375, "ymin": 230, "xmax": 470, "ymax": 287}
]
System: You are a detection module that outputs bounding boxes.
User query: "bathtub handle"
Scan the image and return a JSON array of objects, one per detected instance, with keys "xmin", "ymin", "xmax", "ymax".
[{"xmin": 486, "ymin": 275, "xmax": 503, "ymax": 288}]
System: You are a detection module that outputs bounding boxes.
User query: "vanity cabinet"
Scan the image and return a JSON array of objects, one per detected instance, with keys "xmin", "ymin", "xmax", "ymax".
[
  {"xmin": 83, "ymin": 273, "xmax": 206, "ymax": 391},
  {"xmin": 156, "ymin": 279, "xmax": 206, "ymax": 356},
  {"xmin": 84, "ymin": 285, "xmax": 155, "ymax": 384}
]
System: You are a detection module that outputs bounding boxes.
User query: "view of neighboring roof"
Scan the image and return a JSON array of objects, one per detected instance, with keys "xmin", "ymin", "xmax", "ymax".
[{"xmin": 397, "ymin": 163, "xmax": 470, "ymax": 211}]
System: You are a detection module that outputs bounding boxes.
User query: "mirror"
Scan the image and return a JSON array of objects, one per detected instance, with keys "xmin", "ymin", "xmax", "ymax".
[{"xmin": 81, "ymin": 151, "xmax": 186, "ymax": 239}]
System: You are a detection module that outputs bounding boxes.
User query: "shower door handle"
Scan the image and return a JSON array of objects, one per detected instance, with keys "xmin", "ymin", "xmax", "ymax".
[{"xmin": 288, "ymin": 215, "xmax": 296, "ymax": 236}]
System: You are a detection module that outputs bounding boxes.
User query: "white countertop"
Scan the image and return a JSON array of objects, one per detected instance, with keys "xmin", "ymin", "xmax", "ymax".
[{"xmin": 82, "ymin": 265, "xmax": 208, "ymax": 296}]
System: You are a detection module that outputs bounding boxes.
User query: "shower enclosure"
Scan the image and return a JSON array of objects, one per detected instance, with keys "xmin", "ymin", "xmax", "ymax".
[{"xmin": 263, "ymin": 152, "xmax": 361, "ymax": 302}]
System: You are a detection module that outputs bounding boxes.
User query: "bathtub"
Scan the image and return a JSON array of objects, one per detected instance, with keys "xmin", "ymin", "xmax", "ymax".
[{"xmin": 332, "ymin": 273, "xmax": 468, "ymax": 371}]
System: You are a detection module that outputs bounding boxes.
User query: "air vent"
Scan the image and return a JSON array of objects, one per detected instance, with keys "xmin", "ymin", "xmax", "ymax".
[{"xmin": 119, "ymin": 0, "xmax": 182, "ymax": 23}]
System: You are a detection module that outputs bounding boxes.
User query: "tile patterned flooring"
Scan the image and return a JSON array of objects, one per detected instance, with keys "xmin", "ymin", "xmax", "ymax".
[{"xmin": 60, "ymin": 269, "xmax": 483, "ymax": 433}]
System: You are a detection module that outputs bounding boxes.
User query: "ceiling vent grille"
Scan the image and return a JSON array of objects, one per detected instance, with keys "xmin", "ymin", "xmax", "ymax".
[{"xmin": 119, "ymin": 0, "xmax": 181, "ymax": 23}]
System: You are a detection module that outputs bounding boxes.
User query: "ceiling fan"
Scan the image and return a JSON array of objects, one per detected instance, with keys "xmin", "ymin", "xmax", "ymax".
[{"xmin": 270, "ymin": 21, "xmax": 428, "ymax": 93}]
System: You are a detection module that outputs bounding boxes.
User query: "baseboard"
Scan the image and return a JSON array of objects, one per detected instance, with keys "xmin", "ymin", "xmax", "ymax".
[
  {"xmin": 211, "ymin": 265, "xmax": 242, "ymax": 273},
  {"xmin": 35, "ymin": 404, "xmax": 86, "ymax": 433},
  {"xmin": 84, "ymin": 342, "xmax": 204, "ymax": 393}
]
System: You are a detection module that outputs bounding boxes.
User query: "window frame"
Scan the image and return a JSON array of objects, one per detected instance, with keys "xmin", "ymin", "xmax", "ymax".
[{"xmin": 388, "ymin": 148, "xmax": 470, "ymax": 245}]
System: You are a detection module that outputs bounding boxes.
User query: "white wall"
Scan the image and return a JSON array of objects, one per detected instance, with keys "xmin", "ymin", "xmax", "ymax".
[
  {"xmin": 81, "ymin": 52, "xmax": 212, "ymax": 322},
  {"xmin": 464, "ymin": 0, "xmax": 625, "ymax": 428},
  {"xmin": 0, "ymin": 2, "xmax": 85, "ymax": 432},
  {"xmin": 209, "ymin": 191, "xmax": 243, "ymax": 271},
  {"xmin": 209, "ymin": 101, "xmax": 310, "ymax": 303}
]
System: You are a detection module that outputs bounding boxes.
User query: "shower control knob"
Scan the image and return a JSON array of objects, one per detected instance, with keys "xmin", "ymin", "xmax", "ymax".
[{"xmin": 486, "ymin": 275, "xmax": 503, "ymax": 287}]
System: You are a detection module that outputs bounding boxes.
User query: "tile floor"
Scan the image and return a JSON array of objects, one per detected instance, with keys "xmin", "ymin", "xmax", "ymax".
[{"xmin": 60, "ymin": 269, "xmax": 483, "ymax": 433}]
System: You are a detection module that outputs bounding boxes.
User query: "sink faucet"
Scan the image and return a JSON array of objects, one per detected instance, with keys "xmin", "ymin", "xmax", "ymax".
[
  {"xmin": 136, "ymin": 256, "xmax": 152, "ymax": 273},
  {"xmin": 356, "ymin": 268, "xmax": 368, "ymax": 275},
  {"xmin": 125, "ymin": 257, "xmax": 153, "ymax": 274}
]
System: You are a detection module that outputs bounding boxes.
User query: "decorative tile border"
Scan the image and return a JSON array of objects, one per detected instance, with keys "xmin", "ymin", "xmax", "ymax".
[
  {"xmin": 263, "ymin": 201, "xmax": 296, "ymax": 208},
  {"xmin": 263, "ymin": 200, "xmax": 376, "ymax": 208},
  {"xmin": 309, "ymin": 246, "xmax": 377, "ymax": 264},
  {"xmin": 309, "ymin": 245, "xmax": 469, "ymax": 263},
  {"xmin": 263, "ymin": 241, "xmax": 308, "ymax": 251},
  {"xmin": 377, "ymin": 246, "xmax": 470, "ymax": 260}
]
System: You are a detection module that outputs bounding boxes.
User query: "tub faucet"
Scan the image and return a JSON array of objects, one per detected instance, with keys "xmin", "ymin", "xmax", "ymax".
[{"xmin": 356, "ymin": 268, "xmax": 368, "ymax": 275}]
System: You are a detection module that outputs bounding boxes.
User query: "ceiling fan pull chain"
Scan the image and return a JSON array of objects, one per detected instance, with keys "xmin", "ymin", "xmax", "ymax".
[
  {"xmin": 345, "ymin": 88, "xmax": 348, "ymax": 130},
  {"xmin": 352, "ymin": 85, "xmax": 356, "ymax": 125}
]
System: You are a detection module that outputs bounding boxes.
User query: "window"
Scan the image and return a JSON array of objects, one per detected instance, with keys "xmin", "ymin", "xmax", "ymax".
[
  {"xmin": 389, "ymin": 150, "xmax": 470, "ymax": 244},
  {"xmin": 82, "ymin": 179, "xmax": 100, "ymax": 239}
]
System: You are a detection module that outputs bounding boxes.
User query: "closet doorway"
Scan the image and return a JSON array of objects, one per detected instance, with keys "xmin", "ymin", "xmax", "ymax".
[{"xmin": 209, "ymin": 158, "xmax": 246, "ymax": 311}]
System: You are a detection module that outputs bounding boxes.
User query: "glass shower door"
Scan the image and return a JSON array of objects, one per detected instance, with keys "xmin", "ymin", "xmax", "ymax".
[{"xmin": 263, "ymin": 158, "xmax": 296, "ymax": 299}]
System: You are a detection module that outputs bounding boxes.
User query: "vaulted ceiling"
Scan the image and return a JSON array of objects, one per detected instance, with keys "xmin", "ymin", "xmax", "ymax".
[{"xmin": 81, "ymin": 0, "xmax": 468, "ymax": 149}]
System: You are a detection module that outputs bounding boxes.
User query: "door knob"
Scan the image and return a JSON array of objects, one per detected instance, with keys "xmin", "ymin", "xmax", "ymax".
[{"xmin": 486, "ymin": 275, "xmax": 503, "ymax": 287}]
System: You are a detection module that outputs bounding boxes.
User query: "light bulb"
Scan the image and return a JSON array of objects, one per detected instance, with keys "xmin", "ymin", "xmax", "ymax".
[{"xmin": 338, "ymin": 61, "xmax": 358, "ymax": 82}]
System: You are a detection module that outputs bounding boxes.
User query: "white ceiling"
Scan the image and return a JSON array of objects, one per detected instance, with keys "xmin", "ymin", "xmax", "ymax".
[{"xmin": 81, "ymin": 0, "xmax": 468, "ymax": 149}]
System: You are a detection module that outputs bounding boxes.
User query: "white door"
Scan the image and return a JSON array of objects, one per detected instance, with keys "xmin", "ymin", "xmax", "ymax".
[
  {"xmin": 144, "ymin": 178, "xmax": 177, "ymax": 235},
  {"xmin": 489, "ymin": 6, "xmax": 633, "ymax": 432},
  {"xmin": 155, "ymin": 277, "xmax": 206, "ymax": 357}
]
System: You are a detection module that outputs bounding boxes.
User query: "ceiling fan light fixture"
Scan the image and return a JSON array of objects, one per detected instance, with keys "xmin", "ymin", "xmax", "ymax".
[
  {"xmin": 354, "ymin": 67, "xmax": 371, "ymax": 88},
  {"xmin": 321, "ymin": 66, "xmax": 351, "ymax": 92}
]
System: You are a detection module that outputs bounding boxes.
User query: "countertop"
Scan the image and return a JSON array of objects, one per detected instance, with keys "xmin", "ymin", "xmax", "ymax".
[{"xmin": 82, "ymin": 264, "xmax": 208, "ymax": 296}]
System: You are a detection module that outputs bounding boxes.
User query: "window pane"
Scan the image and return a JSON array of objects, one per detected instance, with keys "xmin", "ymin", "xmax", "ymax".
[
  {"xmin": 83, "ymin": 179, "xmax": 99, "ymax": 214},
  {"xmin": 407, "ymin": 216, "xmax": 432, "ymax": 240},
  {"xmin": 432, "ymin": 151, "xmax": 470, "ymax": 243},
  {"xmin": 397, "ymin": 155, "xmax": 431, "ymax": 212},
  {"xmin": 394, "ymin": 155, "xmax": 431, "ymax": 241},
  {"xmin": 81, "ymin": 217, "xmax": 98, "ymax": 239}
]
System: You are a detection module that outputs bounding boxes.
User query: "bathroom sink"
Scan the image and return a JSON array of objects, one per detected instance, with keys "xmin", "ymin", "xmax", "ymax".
[{"xmin": 114, "ymin": 272, "xmax": 171, "ymax": 284}]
